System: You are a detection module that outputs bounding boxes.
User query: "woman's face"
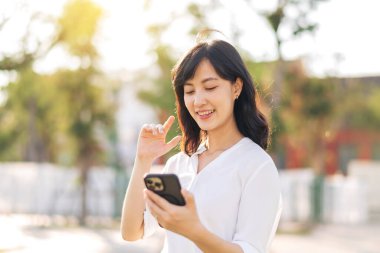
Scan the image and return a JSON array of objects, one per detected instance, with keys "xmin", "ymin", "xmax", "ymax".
[{"xmin": 183, "ymin": 59, "xmax": 241, "ymax": 133}]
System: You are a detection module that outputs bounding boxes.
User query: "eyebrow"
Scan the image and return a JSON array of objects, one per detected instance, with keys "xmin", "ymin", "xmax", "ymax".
[{"xmin": 184, "ymin": 77, "xmax": 218, "ymax": 86}]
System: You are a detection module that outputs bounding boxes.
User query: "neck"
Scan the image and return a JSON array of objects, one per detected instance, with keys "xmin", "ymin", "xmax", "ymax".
[{"xmin": 205, "ymin": 119, "xmax": 244, "ymax": 153}]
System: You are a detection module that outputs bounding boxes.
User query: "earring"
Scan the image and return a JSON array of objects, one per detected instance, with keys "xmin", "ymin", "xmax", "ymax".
[{"xmin": 235, "ymin": 95, "xmax": 239, "ymax": 100}]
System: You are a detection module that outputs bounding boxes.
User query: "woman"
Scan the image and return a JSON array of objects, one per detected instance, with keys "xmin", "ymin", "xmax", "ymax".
[{"xmin": 121, "ymin": 37, "xmax": 282, "ymax": 253}]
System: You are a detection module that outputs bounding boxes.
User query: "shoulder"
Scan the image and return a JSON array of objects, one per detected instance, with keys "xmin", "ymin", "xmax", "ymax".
[
  {"xmin": 237, "ymin": 138, "xmax": 275, "ymax": 167},
  {"xmin": 163, "ymin": 151, "xmax": 190, "ymax": 173},
  {"xmin": 234, "ymin": 138, "xmax": 278, "ymax": 182}
]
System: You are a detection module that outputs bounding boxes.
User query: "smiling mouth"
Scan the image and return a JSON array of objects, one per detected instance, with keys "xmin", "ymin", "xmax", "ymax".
[{"xmin": 196, "ymin": 110, "xmax": 215, "ymax": 117}]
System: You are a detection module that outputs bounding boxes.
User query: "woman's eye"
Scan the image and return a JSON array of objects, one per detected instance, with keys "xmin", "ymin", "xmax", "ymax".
[
  {"xmin": 206, "ymin": 86, "xmax": 217, "ymax": 91},
  {"xmin": 185, "ymin": 90, "xmax": 194, "ymax": 95}
]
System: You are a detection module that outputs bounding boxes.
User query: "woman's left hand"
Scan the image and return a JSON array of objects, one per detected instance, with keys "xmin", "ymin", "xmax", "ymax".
[{"xmin": 144, "ymin": 188, "xmax": 203, "ymax": 239}]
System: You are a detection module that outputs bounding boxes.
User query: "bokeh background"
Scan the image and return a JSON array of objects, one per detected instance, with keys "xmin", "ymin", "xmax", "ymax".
[{"xmin": 1, "ymin": 0, "xmax": 379, "ymax": 252}]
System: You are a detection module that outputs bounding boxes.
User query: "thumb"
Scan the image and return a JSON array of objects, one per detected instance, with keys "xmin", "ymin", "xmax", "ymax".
[
  {"xmin": 181, "ymin": 189, "xmax": 195, "ymax": 208},
  {"xmin": 166, "ymin": 135, "xmax": 182, "ymax": 151}
]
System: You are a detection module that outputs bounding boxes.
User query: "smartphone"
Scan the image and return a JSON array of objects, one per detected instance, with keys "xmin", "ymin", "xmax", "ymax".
[{"xmin": 144, "ymin": 173, "xmax": 186, "ymax": 206}]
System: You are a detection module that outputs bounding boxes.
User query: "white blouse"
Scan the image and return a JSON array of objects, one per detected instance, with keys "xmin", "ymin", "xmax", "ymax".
[{"xmin": 143, "ymin": 137, "xmax": 282, "ymax": 253}]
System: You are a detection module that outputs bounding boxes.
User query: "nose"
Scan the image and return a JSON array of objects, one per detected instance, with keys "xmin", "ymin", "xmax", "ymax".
[{"xmin": 193, "ymin": 90, "xmax": 207, "ymax": 106}]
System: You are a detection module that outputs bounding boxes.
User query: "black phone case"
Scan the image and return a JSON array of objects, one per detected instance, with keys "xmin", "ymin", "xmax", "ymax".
[{"xmin": 144, "ymin": 173, "xmax": 186, "ymax": 206}]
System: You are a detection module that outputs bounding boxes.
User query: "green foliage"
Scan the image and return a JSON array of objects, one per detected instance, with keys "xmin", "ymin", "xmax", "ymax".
[
  {"xmin": 367, "ymin": 89, "xmax": 380, "ymax": 126},
  {"xmin": 335, "ymin": 80, "xmax": 380, "ymax": 130},
  {"xmin": 300, "ymin": 78, "xmax": 334, "ymax": 117},
  {"xmin": 261, "ymin": 0, "xmax": 326, "ymax": 40},
  {"xmin": 137, "ymin": 44, "xmax": 177, "ymax": 116},
  {"xmin": 51, "ymin": 68, "xmax": 115, "ymax": 166},
  {"xmin": 281, "ymin": 71, "xmax": 336, "ymax": 136},
  {"xmin": 0, "ymin": 54, "xmax": 35, "ymax": 71},
  {"xmin": 0, "ymin": 68, "xmax": 63, "ymax": 161},
  {"xmin": 58, "ymin": 0, "xmax": 102, "ymax": 60},
  {"xmin": 0, "ymin": 0, "xmax": 115, "ymax": 167},
  {"xmin": 245, "ymin": 59, "xmax": 276, "ymax": 103},
  {"xmin": 273, "ymin": 64, "xmax": 336, "ymax": 171},
  {"xmin": 267, "ymin": 7, "xmax": 284, "ymax": 32}
]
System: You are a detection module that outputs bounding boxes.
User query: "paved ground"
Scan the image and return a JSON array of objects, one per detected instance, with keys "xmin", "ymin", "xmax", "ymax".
[
  {"xmin": 271, "ymin": 223, "xmax": 380, "ymax": 253},
  {"xmin": 1, "ymin": 215, "xmax": 379, "ymax": 253}
]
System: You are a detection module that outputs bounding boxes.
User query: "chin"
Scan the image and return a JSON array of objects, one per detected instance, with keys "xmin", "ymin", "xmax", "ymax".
[
  {"xmin": 198, "ymin": 124, "xmax": 215, "ymax": 132},
  {"xmin": 195, "ymin": 119, "xmax": 219, "ymax": 132}
]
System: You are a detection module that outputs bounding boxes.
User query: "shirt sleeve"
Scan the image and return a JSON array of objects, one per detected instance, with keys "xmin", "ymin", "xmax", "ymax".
[
  {"xmin": 232, "ymin": 160, "xmax": 282, "ymax": 253},
  {"xmin": 142, "ymin": 155, "xmax": 177, "ymax": 239},
  {"xmin": 142, "ymin": 205, "xmax": 161, "ymax": 239}
]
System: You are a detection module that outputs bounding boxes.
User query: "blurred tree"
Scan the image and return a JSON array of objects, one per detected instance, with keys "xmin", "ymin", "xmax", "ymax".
[
  {"xmin": 0, "ymin": 6, "xmax": 59, "ymax": 161},
  {"xmin": 280, "ymin": 63, "xmax": 336, "ymax": 173},
  {"xmin": 56, "ymin": 0, "xmax": 114, "ymax": 225},
  {"xmin": 242, "ymin": 0, "xmax": 328, "ymax": 160},
  {"xmin": 250, "ymin": 0, "xmax": 327, "ymax": 103},
  {"xmin": 0, "ymin": 6, "xmax": 58, "ymax": 71},
  {"xmin": 246, "ymin": 59, "xmax": 336, "ymax": 172},
  {"xmin": 335, "ymin": 80, "xmax": 380, "ymax": 130},
  {"xmin": 0, "ymin": 68, "xmax": 64, "ymax": 162},
  {"xmin": 0, "ymin": 0, "xmax": 115, "ymax": 225},
  {"xmin": 138, "ymin": 1, "xmax": 216, "ymax": 161},
  {"xmin": 365, "ymin": 89, "xmax": 380, "ymax": 128}
]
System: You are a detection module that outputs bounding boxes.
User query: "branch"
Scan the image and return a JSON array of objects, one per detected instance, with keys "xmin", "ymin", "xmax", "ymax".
[{"xmin": 0, "ymin": 12, "xmax": 57, "ymax": 71}]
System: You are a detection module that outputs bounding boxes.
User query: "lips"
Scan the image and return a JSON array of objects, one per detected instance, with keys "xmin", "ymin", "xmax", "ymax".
[{"xmin": 196, "ymin": 109, "xmax": 215, "ymax": 119}]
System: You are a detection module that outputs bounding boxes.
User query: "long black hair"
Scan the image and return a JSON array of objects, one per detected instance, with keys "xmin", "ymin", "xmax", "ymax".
[{"xmin": 171, "ymin": 39, "xmax": 269, "ymax": 155}]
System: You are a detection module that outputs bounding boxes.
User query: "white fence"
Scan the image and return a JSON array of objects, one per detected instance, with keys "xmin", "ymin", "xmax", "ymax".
[
  {"xmin": 348, "ymin": 160, "xmax": 380, "ymax": 221},
  {"xmin": 1, "ymin": 161, "xmax": 380, "ymax": 224},
  {"xmin": 279, "ymin": 162, "xmax": 380, "ymax": 224},
  {"xmin": 323, "ymin": 175, "xmax": 368, "ymax": 224},
  {"xmin": 279, "ymin": 169, "xmax": 314, "ymax": 223},
  {"xmin": 0, "ymin": 163, "xmax": 117, "ymax": 217}
]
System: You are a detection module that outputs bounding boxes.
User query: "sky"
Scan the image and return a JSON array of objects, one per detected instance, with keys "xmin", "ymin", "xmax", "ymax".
[{"xmin": 1, "ymin": 0, "xmax": 380, "ymax": 79}]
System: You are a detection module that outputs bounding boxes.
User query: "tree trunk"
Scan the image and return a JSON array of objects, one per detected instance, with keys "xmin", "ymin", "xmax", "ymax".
[
  {"xmin": 24, "ymin": 97, "xmax": 46, "ymax": 162},
  {"xmin": 273, "ymin": 38, "xmax": 284, "ymax": 108},
  {"xmin": 79, "ymin": 163, "xmax": 90, "ymax": 226}
]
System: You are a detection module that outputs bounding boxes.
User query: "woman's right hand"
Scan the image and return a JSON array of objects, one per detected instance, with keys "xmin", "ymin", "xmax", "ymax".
[{"xmin": 136, "ymin": 116, "xmax": 181, "ymax": 163}]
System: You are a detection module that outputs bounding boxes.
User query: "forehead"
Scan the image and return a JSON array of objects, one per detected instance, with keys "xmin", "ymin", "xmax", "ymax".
[{"xmin": 187, "ymin": 59, "xmax": 219, "ymax": 82}]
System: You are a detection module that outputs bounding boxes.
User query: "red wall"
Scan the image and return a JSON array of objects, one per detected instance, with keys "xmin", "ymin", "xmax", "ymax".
[{"xmin": 283, "ymin": 130, "xmax": 380, "ymax": 175}]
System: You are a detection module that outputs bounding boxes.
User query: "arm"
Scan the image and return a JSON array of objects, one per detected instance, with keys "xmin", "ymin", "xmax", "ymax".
[
  {"xmin": 145, "ymin": 189, "xmax": 243, "ymax": 253},
  {"xmin": 232, "ymin": 161, "xmax": 282, "ymax": 253},
  {"xmin": 190, "ymin": 226, "xmax": 244, "ymax": 253},
  {"xmin": 120, "ymin": 158, "xmax": 152, "ymax": 241},
  {"xmin": 120, "ymin": 116, "xmax": 181, "ymax": 241}
]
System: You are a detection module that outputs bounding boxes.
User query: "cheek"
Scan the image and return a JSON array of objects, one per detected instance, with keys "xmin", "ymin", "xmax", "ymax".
[
  {"xmin": 218, "ymin": 91, "xmax": 235, "ymax": 108},
  {"xmin": 184, "ymin": 96, "xmax": 193, "ymax": 111}
]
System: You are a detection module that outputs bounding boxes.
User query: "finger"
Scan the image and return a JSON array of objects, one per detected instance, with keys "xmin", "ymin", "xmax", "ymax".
[
  {"xmin": 165, "ymin": 135, "xmax": 182, "ymax": 151},
  {"xmin": 141, "ymin": 124, "xmax": 152, "ymax": 133},
  {"xmin": 145, "ymin": 188, "xmax": 173, "ymax": 211},
  {"xmin": 157, "ymin": 124, "xmax": 164, "ymax": 134},
  {"xmin": 145, "ymin": 194, "xmax": 166, "ymax": 219},
  {"xmin": 144, "ymin": 189, "xmax": 163, "ymax": 216},
  {"xmin": 162, "ymin": 116, "xmax": 175, "ymax": 133},
  {"xmin": 154, "ymin": 124, "xmax": 164, "ymax": 135},
  {"xmin": 181, "ymin": 189, "xmax": 195, "ymax": 208},
  {"xmin": 150, "ymin": 124, "xmax": 157, "ymax": 135}
]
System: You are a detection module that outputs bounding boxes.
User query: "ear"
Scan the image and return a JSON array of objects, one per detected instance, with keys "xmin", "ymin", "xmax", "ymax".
[{"xmin": 233, "ymin": 78, "xmax": 243, "ymax": 98}]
